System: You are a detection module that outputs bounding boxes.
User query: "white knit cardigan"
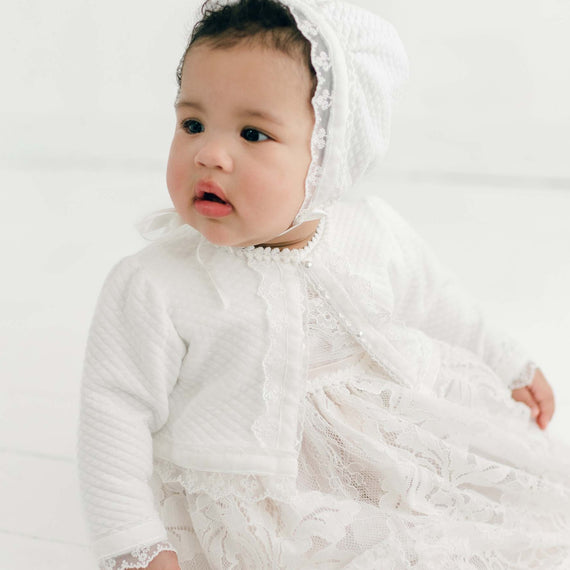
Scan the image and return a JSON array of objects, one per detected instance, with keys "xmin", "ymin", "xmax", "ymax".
[{"xmin": 77, "ymin": 196, "xmax": 535, "ymax": 561}]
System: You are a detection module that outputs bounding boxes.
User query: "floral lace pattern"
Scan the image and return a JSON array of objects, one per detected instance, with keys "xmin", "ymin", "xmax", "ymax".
[
  {"xmin": 100, "ymin": 541, "xmax": 177, "ymax": 570},
  {"xmin": 145, "ymin": 345, "xmax": 570, "ymax": 569},
  {"xmin": 305, "ymin": 278, "xmax": 362, "ymax": 371}
]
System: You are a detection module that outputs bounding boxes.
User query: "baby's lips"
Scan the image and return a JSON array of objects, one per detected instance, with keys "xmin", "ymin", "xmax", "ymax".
[{"xmin": 195, "ymin": 180, "xmax": 230, "ymax": 204}]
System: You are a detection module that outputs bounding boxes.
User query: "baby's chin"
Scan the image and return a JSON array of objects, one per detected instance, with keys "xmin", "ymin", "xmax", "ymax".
[{"xmin": 189, "ymin": 223, "xmax": 282, "ymax": 249}]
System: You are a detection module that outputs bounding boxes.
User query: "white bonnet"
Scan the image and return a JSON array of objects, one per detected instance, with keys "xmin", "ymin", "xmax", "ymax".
[{"xmin": 286, "ymin": 0, "xmax": 409, "ymax": 226}]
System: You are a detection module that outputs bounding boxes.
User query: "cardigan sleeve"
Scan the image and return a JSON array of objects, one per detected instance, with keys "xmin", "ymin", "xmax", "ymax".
[
  {"xmin": 77, "ymin": 256, "xmax": 187, "ymax": 566},
  {"xmin": 369, "ymin": 197, "xmax": 536, "ymax": 390}
]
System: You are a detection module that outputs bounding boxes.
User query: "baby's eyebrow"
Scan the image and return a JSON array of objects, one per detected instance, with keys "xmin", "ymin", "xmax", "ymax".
[
  {"xmin": 174, "ymin": 99, "xmax": 283, "ymax": 126},
  {"xmin": 174, "ymin": 99, "xmax": 202, "ymax": 111},
  {"xmin": 240, "ymin": 109, "xmax": 284, "ymax": 126}
]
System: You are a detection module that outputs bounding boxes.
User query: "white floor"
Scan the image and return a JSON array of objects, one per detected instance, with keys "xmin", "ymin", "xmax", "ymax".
[{"xmin": 1, "ymin": 165, "xmax": 569, "ymax": 569}]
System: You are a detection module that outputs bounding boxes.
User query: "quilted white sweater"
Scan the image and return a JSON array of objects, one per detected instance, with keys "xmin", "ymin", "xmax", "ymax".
[{"xmin": 77, "ymin": 196, "xmax": 535, "ymax": 562}]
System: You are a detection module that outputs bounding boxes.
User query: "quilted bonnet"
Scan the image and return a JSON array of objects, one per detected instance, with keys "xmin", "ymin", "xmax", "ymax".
[{"xmin": 284, "ymin": 0, "xmax": 409, "ymax": 226}]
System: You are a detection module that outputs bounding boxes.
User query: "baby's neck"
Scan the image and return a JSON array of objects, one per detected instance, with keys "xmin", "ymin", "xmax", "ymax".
[{"xmin": 256, "ymin": 219, "xmax": 321, "ymax": 250}]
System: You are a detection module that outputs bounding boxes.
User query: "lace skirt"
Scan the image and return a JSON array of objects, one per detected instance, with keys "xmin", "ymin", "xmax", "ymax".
[{"xmin": 153, "ymin": 343, "xmax": 570, "ymax": 569}]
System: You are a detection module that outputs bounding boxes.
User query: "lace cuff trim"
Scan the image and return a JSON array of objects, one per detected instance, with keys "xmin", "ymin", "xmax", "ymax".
[
  {"xmin": 509, "ymin": 360, "xmax": 538, "ymax": 390},
  {"xmin": 100, "ymin": 541, "xmax": 177, "ymax": 570}
]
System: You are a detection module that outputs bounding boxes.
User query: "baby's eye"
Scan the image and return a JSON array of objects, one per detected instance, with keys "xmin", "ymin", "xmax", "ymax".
[
  {"xmin": 241, "ymin": 128, "xmax": 269, "ymax": 143},
  {"xmin": 182, "ymin": 119, "xmax": 204, "ymax": 134}
]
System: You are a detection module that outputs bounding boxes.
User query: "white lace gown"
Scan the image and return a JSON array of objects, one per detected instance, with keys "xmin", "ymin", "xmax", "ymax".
[{"xmin": 109, "ymin": 278, "xmax": 570, "ymax": 569}]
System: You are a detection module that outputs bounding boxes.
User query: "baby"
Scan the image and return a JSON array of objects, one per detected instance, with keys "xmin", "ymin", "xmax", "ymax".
[{"xmin": 78, "ymin": 0, "xmax": 569, "ymax": 568}]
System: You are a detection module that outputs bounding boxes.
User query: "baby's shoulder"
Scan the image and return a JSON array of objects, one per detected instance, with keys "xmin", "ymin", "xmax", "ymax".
[
  {"xmin": 135, "ymin": 224, "xmax": 202, "ymax": 266},
  {"xmin": 103, "ymin": 225, "xmax": 204, "ymax": 296}
]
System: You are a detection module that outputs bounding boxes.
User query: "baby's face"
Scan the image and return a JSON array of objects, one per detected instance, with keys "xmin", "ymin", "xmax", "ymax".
[{"xmin": 167, "ymin": 41, "xmax": 315, "ymax": 247}]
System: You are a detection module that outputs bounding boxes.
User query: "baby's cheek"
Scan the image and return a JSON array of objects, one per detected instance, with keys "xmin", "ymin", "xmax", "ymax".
[{"xmin": 166, "ymin": 151, "xmax": 188, "ymax": 197}]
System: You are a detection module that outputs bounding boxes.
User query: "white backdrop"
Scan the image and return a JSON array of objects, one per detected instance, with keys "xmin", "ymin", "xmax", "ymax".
[{"xmin": 2, "ymin": 0, "xmax": 570, "ymax": 179}]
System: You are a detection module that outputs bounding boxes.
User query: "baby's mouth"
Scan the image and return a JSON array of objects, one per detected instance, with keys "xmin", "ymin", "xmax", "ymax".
[
  {"xmin": 194, "ymin": 180, "xmax": 231, "ymax": 205},
  {"xmin": 194, "ymin": 180, "xmax": 234, "ymax": 217},
  {"xmin": 200, "ymin": 192, "xmax": 228, "ymax": 205}
]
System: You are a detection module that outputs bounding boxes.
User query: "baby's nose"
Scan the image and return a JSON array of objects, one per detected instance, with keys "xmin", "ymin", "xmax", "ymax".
[{"xmin": 194, "ymin": 138, "xmax": 233, "ymax": 171}]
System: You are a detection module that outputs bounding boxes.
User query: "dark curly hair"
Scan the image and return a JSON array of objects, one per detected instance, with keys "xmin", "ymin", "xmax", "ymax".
[{"xmin": 176, "ymin": 0, "xmax": 317, "ymax": 96}]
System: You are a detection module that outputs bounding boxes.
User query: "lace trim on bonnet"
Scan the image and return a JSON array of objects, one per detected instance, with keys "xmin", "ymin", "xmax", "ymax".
[{"xmin": 288, "ymin": 4, "xmax": 334, "ymax": 226}]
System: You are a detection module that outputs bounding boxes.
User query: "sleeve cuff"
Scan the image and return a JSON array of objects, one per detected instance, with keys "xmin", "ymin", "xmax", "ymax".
[
  {"xmin": 99, "ymin": 540, "xmax": 177, "ymax": 570},
  {"xmin": 508, "ymin": 360, "xmax": 538, "ymax": 390},
  {"xmin": 487, "ymin": 334, "xmax": 535, "ymax": 390},
  {"xmin": 94, "ymin": 519, "xmax": 168, "ymax": 561}
]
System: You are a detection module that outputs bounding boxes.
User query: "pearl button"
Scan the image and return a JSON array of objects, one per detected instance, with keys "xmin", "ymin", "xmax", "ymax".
[
  {"xmin": 304, "ymin": 260, "xmax": 313, "ymax": 269},
  {"xmin": 356, "ymin": 331, "xmax": 364, "ymax": 338}
]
